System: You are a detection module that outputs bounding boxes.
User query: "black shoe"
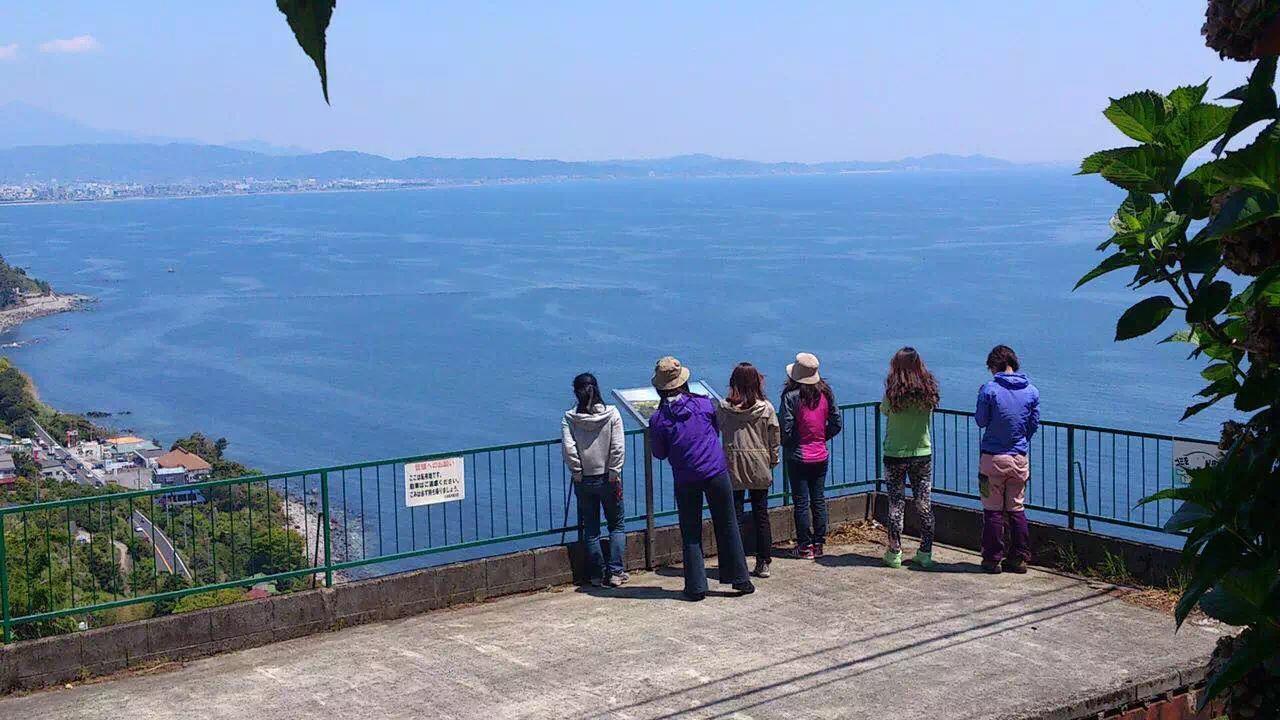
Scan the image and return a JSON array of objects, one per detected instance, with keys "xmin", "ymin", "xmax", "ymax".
[
  {"xmin": 683, "ymin": 590, "xmax": 706, "ymax": 602},
  {"xmin": 1002, "ymin": 559, "xmax": 1028, "ymax": 574},
  {"xmin": 981, "ymin": 560, "xmax": 1004, "ymax": 574},
  {"xmin": 732, "ymin": 581, "xmax": 756, "ymax": 595}
]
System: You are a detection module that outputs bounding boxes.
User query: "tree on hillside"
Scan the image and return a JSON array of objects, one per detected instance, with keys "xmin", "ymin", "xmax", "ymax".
[{"xmin": 1076, "ymin": 2, "xmax": 1280, "ymax": 715}]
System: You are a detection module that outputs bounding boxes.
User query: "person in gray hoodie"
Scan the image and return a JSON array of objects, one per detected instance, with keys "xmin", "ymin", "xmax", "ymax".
[
  {"xmin": 717, "ymin": 362, "xmax": 781, "ymax": 578},
  {"xmin": 561, "ymin": 372, "xmax": 627, "ymax": 587}
]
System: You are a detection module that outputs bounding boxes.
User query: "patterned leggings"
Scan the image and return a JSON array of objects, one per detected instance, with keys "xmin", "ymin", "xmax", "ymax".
[{"xmin": 884, "ymin": 456, "xmax": 934, "ymax": 553}]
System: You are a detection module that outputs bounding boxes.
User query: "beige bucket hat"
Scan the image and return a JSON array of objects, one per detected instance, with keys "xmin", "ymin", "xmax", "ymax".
[
  {"xmin": 786, "ymin": 352, "xmax": 821, "ymax": 385},
  {"xmin": 652, "ymin": 356, "xmax": 691, "ymax": 391}
]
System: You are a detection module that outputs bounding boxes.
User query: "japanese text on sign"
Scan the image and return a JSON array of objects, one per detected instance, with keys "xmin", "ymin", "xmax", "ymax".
[{"xmin": 404, "ymin": 457, "xmax": 465, "ymax": 507}]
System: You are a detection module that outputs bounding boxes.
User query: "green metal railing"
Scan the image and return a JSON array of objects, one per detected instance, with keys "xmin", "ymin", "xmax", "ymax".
[{"xmin": 0, "ymin": 401, "xmax": 1208, "ymax": 643}]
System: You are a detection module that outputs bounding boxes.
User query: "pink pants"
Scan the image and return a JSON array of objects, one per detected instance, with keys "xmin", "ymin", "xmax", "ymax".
[
  {"xmin": 978, "ymin": 453, "xmax": 1029, "ymax": 511},
  {"xmin": 979, "ymin": 453, "xmax": 1031, "ymax": 564}
]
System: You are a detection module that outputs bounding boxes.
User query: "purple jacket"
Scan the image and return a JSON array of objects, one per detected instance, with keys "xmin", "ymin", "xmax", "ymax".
[
  {"xmin": 975, "ymin": 372, "xmax": 1040, "ymax": 456},
  {"xmin": 649, "ymin": 394, "xmax": 728, "ymax": 484}
]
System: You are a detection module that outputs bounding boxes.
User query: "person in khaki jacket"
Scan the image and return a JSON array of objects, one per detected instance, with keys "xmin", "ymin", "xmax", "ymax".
[{"xmin": 717, "ymin": 362, "xmax": 781, "ymax": 578}]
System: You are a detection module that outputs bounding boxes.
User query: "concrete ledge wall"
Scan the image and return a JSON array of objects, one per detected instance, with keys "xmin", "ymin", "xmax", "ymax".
[
  {"xmin": 874, "ymin": 494, "xmax": 1184, "ymax": 586},
  {"xmin": 0, "ymin": 492, "xmax": 868, "ymax": 694}
]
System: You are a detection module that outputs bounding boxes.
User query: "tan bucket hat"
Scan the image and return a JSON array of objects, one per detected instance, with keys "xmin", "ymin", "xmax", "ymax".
[
  {"xmin": 652, "ymin": 356, "xmax": 692, "ymax": 391},
  {"xmin": 786, "ymin": 352, "xmax": 821, "ymax": 385}
]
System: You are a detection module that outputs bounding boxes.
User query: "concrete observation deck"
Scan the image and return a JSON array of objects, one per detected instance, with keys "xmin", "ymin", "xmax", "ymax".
[{"xmin": 0, "ymin": 540, "xmax": 1224, "ymax": 720}]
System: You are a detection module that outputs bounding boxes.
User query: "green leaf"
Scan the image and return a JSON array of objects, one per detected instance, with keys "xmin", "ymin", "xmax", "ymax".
[
  {"xmin": 1199, "ymin": 584, "xmax": 1259, "ymax": 625},
  {"xmin": 1196, "ymin": 187, "xmax": 1280, "ymax": 242},
  {"xmin": 1103, "ymin": 91, "xmax": 1171, "ymax": 143},
  {"xmin": 1214, "ymin": 56, "xmax": 1278, "ymax": 156},
  {"xmin": 1163, "ymin": 501, "xmax": 1211, "ymax": 531},
  {"xmin": 1176, "ymin": 532, "xmax": 1239, "ymax": 626},
  {"xmin": 1108, "ymin": 191, "xmax": 1161, "ymax": 233},
  {"xmin": 1094, "ymin": 146, "xmax": 1181, "ymax": 194},
  {"xmin": 1168, "ymin": 80, "xmax": 1209, "ymax": 112},
  {"xmin": 1236, "ymin": 368, "xmax": 1280, "ymax": 411},
  {"xmin": 1181, "ymin": 395, "xmax": 1226, "ymax": 420},
  {"xmin": 1201, "ymin": 363, "xmax": 1234, "ymax": 381},
  {"xmin": 1172, "ymin": 161, "xmax": 1228, "ymax": 219},
  {"xmin": 1186, "ymin": 280, "xmax": 1233, "ymax": 322},
  {"xmin": 1075, "ymin": 252, "xmax": 1138, "ymax": 290},
  {"xmin": 1197, "ymin": 377, "xmax": 1240, "ymax": 398},
  {"xmin": 1115, "ymin": 296, "xmax": 1175, "ymax": 340},
  {"xmin": 277, "ymin": 0, "xmax": 336, "ymax": 104},
  {"xmin": 1212, "ymin": 121, "xmax": 1280, "ymax": 193},
  {"xmin": 1182, "ymin": 238, "xmax": 1223, "ymax": 273},
  {"xmin": 1160, "ymin": 104, "xmax": 1237, "ymax": 158}
]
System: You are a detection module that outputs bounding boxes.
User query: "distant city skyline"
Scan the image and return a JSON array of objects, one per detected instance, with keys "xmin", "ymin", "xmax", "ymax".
[{"xmin": 0, "ymin": 1, "xmax": 1249, "ymax": 162}]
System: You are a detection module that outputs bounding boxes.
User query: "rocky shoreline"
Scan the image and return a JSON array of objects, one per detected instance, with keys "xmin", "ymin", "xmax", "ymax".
[
  {"xmin": 284, "ymin": 494, "xmax": 365, "ymax": 583},
  {"xmin": 0, "ymin": 293, "xmax": 93, "ymax": 334}
]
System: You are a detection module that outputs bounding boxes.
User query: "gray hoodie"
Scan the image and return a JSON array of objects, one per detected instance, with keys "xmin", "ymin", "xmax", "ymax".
[{"xmin": 561, "ymin": 404, "xmax": 625, "ymax": 481}]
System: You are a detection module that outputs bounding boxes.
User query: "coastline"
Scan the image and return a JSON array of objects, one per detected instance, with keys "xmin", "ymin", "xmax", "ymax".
[
  {"xmin": 283, "ymin": 494, "xmax": 363, "ymax": 582},
  {"xmin": 0, "ymin": 292, "xmax": 92, "ymax": 335}
]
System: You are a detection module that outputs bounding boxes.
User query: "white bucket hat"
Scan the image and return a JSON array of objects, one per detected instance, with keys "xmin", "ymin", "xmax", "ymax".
[{"xmin": 786, "ymin": 352, "xmax": 821, "ymax": 385}]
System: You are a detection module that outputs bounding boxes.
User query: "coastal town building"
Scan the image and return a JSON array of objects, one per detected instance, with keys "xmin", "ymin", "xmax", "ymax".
[
  {"xmin": 155, "ymin": 448, "xmax": 212, "ymax": 483},
  {"xmin": 106, "ymin": 435, "xmax": 159, "ymax": 456},
  {"xmin": 0, "ymin": 452, "xmax": 16, "ymax": 490},
  {"xmin": 39, "ymin": 458, "xmax": 71, "ymax": 483}
]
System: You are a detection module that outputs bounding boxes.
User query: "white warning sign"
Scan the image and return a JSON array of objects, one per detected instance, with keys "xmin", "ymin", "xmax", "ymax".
[{"xmin": 404, "ymin": 457, "xmax": 465, "ymax": 507}]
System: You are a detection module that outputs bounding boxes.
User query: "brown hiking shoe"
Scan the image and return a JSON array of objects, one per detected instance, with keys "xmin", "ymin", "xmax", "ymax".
[{"xmin": 1002, "ymin": 559, "xmax": 1028, "ymax": 574}]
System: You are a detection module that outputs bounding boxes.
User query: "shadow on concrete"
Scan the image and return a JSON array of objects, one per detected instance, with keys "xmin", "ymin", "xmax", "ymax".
[
  {"xmin": 910, "ymin": 560, "xmax": 985, "ymax": 574},
  {"xmin": 573, "ymin": 584, "xmax": 688, "ymax": 601},
  {"xmin": 813, "ymin": 552, "xmax": 884, "ymax": 569},
  {"xmin": 577, "ymin": 582, "xmax": 1110, "ymax": 720}
]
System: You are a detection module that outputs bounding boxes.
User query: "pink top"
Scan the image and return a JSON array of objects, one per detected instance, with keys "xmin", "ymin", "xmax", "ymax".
[{"xmin": 795, "ymin": 394, "xmax": 830, "ymax": 463}]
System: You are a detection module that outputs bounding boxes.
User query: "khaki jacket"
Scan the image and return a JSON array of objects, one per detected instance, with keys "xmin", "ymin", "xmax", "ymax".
[{"xmin": 716, "ymin": 399, "xmax": 781, "ymax": 490}]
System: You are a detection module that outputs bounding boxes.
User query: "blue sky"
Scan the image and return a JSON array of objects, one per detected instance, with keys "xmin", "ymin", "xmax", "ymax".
[{"xmin": 0, "ymin": 1, "xmax": 1250, "ymax": 161}]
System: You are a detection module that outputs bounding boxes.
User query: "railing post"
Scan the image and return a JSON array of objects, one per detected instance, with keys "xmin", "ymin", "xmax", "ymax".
[
  {"xmin": 782, "ymin": 460, "xmax": 791, "ymax": 507},
  {"xmin": 643, "ymin": 429, "xmax": 655, "ymax": 570},
  {"xmin": 320, "ymin": 471, "xmax": 334, "ymax": 587},
  {"xmin": 1066, "ymin": 427, "xmax": 1076, "ymax": 530},
  {"xmin": 0, "ymin": 513, "xmax": 11, "ymax": 644},
  {"xmin": 874, "ymin": 403, "xmax": 883, "ymax": 495}
]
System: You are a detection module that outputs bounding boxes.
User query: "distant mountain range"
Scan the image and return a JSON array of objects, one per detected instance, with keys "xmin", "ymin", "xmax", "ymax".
[
  {"xmin": 0, "ymin": 101, "xmax": 1020, "ymax": 185},
  {"xmin": 0, "ymin": 145, "xmax": 1020, "ymax": 185},
  {"xmin": 0, "ymin": 101, "xmax": 307, "ymax": 158}
]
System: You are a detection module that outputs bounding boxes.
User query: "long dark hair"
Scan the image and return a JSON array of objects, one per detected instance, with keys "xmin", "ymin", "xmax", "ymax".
[
  {"xmin": 727, "ymin": 362, "xmax": 765, "ymax": 409},
  {"xmin": 784, "ymin": 378, "xmax": 835, "ymax": 410},
  {"xmin": 884, "ymin": 347, "xmax": 940, "ymax": 413},
  {"xmin": 572, "ymin": 372, "xmax": 604, "ymax": 413}
]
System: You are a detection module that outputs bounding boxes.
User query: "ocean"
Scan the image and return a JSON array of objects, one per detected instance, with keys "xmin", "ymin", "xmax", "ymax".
[{"xmin": 0, "ymin": 171, "xmax": 1234, "ymax": 474}]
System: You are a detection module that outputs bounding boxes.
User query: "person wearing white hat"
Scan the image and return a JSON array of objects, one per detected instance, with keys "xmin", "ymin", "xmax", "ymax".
[{"xmin": 779, "ymin": 352, "xmax": 843, "ymax": 559}]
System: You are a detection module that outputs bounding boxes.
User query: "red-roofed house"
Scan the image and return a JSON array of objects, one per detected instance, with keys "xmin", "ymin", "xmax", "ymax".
[{"xmin": 155, "ymin": 448, "xmax": 213, "ymax": 482}]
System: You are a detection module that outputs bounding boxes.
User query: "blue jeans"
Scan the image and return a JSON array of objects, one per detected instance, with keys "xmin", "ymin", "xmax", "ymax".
[
  {"xmin": 576, "ymin": 474, "xmax": 625, "ymax": 580},
  {"xmin": 788, "ymin": 459, "xmax": 829, "ymax": 547},
  {"xmin": 674, "ymin": 471, "xmax": 751, "ymax": 595}
]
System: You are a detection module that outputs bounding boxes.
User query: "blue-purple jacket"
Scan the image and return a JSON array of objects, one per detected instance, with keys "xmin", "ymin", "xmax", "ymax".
[
  {"xmin": 975, "ymin": 372, "xmax": 1040, "ymax": 456},
  {"xmin": 649, "ymin": 393, "xmax": 728, "ymax": 484}
]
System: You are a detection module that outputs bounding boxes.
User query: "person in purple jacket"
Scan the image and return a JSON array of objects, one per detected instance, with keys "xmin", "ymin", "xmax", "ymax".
[
  {"xmin": 648, "ymin": 356, "xmax": 754, "ymax": 600},
  {"xmin": 974, "ymin": 345, "xmax": 1040, "ymax": 574}
]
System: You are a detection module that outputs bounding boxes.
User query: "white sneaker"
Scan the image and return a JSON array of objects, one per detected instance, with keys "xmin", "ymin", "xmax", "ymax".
[{"xmin": 607, "ymin": 572, "xmax": 630, "ymax": 586}]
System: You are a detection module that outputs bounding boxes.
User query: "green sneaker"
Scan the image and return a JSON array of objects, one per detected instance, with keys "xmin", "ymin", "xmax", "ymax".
[
  {"xmin": 882, "ymin": 549, "xmax": 903, "ymax": 569},
  {"xmin": 910, "ymin": 550, "xmax": 935, "ymax": 570}
]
